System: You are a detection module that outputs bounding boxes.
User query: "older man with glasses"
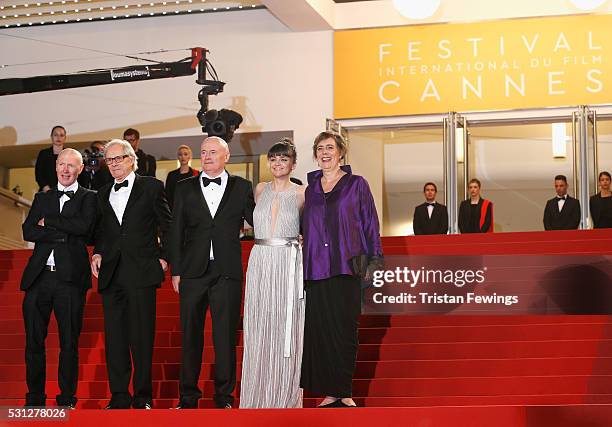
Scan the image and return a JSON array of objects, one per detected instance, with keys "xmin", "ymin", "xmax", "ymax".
[{"xmin": 91, "ymin": 139, "xmax": 171, "ymax": 409}]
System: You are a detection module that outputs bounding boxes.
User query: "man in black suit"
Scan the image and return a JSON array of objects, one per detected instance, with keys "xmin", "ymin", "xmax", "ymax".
[
  {"xmin": 91, "ymin": 139, "xmax": 171, "ymax": 409},
  {"xmin": 543, "ymin": 174, "xmax": 581, "ymax": 230},
  {"xmin": 21, "ymin": 148, "xmax": 97, "ymax": 407},
  {"xmin": 123, "ymin": 128, "xmax": 157, "ymax": 177},
  {"xmin": 34, "ymin": 125, "xmax": 66, "ymax": 192},
  {"xmin": 169, "ymin": 136, "xmax": 254, "ymax": 409},
  {"xmin": 413, "ymin": 182, "xmax": 449, "ymax": 235}
]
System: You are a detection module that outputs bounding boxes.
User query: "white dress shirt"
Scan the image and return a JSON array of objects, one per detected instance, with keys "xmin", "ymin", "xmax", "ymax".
[
  {"xmin": 47, "ymin": 180, "xmax": 79, "ymax": 267},
  {"xmin": 427, "ymin": 202, "xmax": 435, "ymax": 219},
  {"xmin": 200, "ymin": 170, "xmax": 228, "ymax": 260},
  {"xmin": 109, "ymin": 171, "xmax": 136, "ymax": 225},
  {"xmin": 557, "ymin": 195, "xmax": 566, "ymax": 212}
]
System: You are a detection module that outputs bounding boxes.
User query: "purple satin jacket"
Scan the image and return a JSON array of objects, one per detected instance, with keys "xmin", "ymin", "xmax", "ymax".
[{"xmin": 302, "ymin": 165, "xmax": 383, "ymax": 281}]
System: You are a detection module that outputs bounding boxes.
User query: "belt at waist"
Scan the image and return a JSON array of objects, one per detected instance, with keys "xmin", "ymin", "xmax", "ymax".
[
  {"xmin": 254, "ymin": 236, "xmax": 303, "ymax": 358},
  {"xmin": 254, "ymin": 237, "xmax": 299, "ymax": 247}
]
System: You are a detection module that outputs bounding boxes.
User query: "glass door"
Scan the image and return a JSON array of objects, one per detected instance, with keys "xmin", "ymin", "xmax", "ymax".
[
  {"xmin": 443, "ymin": 112, "xmax": 468, "ymax": 234},
  {"xmin": 346, "ymin": 125, "xmax": 444, "ymax": 236},
  {"xmin": 572, "ymin": 106, "xmax": 598, "ymax": 229}
]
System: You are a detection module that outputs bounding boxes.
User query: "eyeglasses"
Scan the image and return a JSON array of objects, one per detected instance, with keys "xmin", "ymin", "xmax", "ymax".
[{"xmin": 104, "ymin": 154, "xmax": 130, "ymax": 165}]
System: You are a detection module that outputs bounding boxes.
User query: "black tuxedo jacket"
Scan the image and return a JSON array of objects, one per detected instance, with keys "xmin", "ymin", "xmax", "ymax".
[
  {"xmin": 93, "ymin": 175, "xmax": 171, "ymax": 291},
  {"xmin": 136, "ymin": 149, "xmax": 157, "ymax": 177},
  {"xmin": 21, "ymin": 185, "xmax": 97, "ymax": 291},
  {"xmin": 543, "ymin": 195, "xmax": 581, "ymax": 230},
  {"xmin": 169, "ymin": 173, "xmax": 254, "ymax": 281},
  {"xmin": 413, "ymin": 202, "xmax": 449, "ymax": 235}
]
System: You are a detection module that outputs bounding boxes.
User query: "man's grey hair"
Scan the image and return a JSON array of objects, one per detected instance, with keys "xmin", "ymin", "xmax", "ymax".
[
  {"xmin": 203, "ymin": 136, "xmax": 230, "ymax": 154},
  {"xmin": 57, "ymin": 148, "xmax": 83, "ymax": 166},
  {"xmin": 105, "ymin": 139, "xmax": 139, "ymax": 171}
]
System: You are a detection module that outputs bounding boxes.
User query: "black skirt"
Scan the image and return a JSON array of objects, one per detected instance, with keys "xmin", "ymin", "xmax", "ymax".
[{"xmin": 300, "ymin": 275, "xmax": 361, "ymax": 398}]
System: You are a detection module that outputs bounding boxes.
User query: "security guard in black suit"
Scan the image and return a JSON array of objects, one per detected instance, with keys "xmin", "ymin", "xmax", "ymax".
[
  {"xmin": 543, "ymin": 175, "xmax": 581, "ymax": 230},
  {"xmin": 413, "ymin": 182, "xmax": 449, "ymax": 235}
]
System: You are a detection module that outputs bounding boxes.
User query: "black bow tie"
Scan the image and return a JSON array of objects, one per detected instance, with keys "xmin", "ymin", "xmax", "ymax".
[
  {"xmin": 557, "ymin": 196, "xmax": 567, "ymax": 201},
  {"xmin": 426, "ymin": 202, "xmax": 436, "ymax": 206},
  {"xmin": 57, "ymin": 190, "xmax": 74, "ymax": 199},
  {"xmin": 114, "ymin": 180, "xmax": 129, "ymax": 192},
  {"xmin": 202, "ymin": 176, "xmax": 222, "ymax": 187}
]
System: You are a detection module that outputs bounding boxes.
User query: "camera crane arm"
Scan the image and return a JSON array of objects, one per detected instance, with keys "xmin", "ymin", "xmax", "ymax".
[{"xmin": 0, "ymin": 47, "xmax": 224, "ymax": 96}]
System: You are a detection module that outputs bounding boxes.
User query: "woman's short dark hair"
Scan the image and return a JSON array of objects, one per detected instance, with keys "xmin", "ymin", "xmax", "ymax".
[
  {"xmin": 468, "ymin": 178, "xmax": 481, "ymax": 188},
  {"xmin": 312, "ymin": 131, "xmax": 348, "ymax": 160},
  {"xmin": 50, "ymin": 125, "xmax": 65, "ymax": 136},
  {"xmin": 598, "ymin": 171, "xmax": 611, "ymax": 181},
  {"xmin": 268, "ymin": 137, "xmax": 297, "ymax": 161}
]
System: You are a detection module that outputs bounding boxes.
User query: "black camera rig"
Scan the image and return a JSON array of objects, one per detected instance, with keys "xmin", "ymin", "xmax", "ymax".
[{"xmin": 0, "ymin": 47, "xmax": 241, "ymax": 140}]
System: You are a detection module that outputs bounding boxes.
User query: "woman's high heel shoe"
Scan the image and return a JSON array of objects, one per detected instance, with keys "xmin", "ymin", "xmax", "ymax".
[{"xmin": 318, "ymin": 400, "xmax": 342, "ymax": 408}]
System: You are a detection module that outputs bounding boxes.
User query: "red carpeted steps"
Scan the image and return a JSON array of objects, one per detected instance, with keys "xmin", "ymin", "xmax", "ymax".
[
  {"xmin": 2, "ymin": 357, "xmax": 612, "ymax": 382},
  {"xmin": 0, "ymin": 229, "xmax": 611, "ymax": 409}
]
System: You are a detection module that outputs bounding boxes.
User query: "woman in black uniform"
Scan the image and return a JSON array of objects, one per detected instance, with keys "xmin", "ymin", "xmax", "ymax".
[
  {"xmin": 459, "ymin": 178, "xmax": 493, "ymax": 233},
  {"xmin": 590, "ymin": 171, "xmax": 612, "ymax": 229},
  {"xmin": 165, "ymin": 144, "xmax": 198, "ymax": 210}
]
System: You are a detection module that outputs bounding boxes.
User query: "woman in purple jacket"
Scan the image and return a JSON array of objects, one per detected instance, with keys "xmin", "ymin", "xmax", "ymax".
[{"xmin": 300, "ymin": 131, "xmax": 383, "ymax": 408}]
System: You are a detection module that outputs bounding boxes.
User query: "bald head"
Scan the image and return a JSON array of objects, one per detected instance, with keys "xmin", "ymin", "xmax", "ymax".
[
  {"xmin": 58, "ymin": 148, "xmax": 83, "ymax": 165},
  {"xmin": 56, "ymin": 148, "xmax": 84, "ymax": 187},
  {"xmin": 203, "ymin": 136, "xmax": 229, "ymax": 152},
  {"xmin": 201, "ymin": 136, "xmax": 230, "ymax": 177}
]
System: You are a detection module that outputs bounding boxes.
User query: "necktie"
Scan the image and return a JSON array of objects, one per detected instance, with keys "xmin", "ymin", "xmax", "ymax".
[
  {"xmin": 557, "ymin": 196, "xmax": 566, "ymax": 201},
  {"xmin": 57, "ymin": 190, "xmax": 75, "ymax": 199},
  {"xmin": 426, "ymin": 202, "xmax": 435, "ymax": 206},
  {"xmin": 114, "ymin": 180, "xmax": 129, "ymax": 192},
  {"xmin": 202, "ymin": 176, "xmax": 222, "ymax": 187}
]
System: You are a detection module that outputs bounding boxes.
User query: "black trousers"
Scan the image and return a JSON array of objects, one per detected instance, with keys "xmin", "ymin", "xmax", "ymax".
[
  {"xmin": 22, "ymin": 270, "xmax": 86, "ymax": 406},
  {"xmin": 179, "ymin": 261, "xmax": 242, "ymax": 408},
  {"xmin": 101, "ymin": 260, "xmax": 157, "ymax": 408},
  {"xmin": 300, "ymin": 275, "xmax": 361, "ymax": 398}
]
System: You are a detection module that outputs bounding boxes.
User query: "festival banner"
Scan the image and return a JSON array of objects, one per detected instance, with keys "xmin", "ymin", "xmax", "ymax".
[{"xmin": 334, "ymin": 15, "xmax": 612, "ymax": 118}]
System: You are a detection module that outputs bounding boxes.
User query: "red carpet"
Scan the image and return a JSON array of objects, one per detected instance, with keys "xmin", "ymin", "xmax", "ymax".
[
  {"xmin": 2, "ymin": 406, "xmax": 612, "ymax": 427},
  {"xmin": 1, "ymin": 229, "xmax": 611, "ymax": 422}
]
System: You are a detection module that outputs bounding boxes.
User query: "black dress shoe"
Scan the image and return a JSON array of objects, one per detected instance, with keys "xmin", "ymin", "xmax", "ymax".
[
  {"xmin": 104, "ymin": 393, "xmax": 132, "ymax": 409},
  {"xmin": 56, "ymin": 397, "xmax": 77, "ymax": 408},
  {"xmin": 214, "ymin": 402, "xmax": 232, "ymax": 409},
  {"xmin": 174, "ymin": 401, "xmax": 198, "ymax": 409},
  {"xmin": 132, "ymin": 399, "xmax": 153, "ymax": 409},
  {"xmin": 24, "ymin": 393, "xmax": 46, "ymax": 407},
  {"xmin": 104, "ymin": 402, "xmax": 131, "ymax": 409}
]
